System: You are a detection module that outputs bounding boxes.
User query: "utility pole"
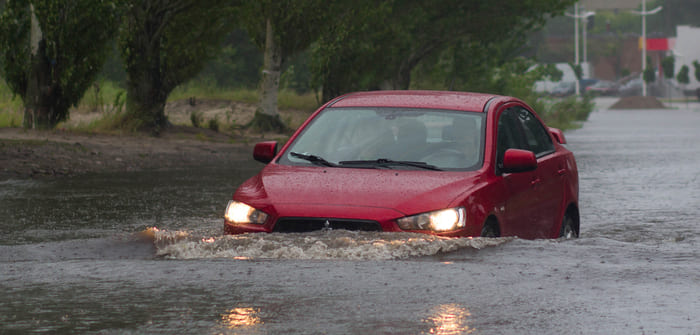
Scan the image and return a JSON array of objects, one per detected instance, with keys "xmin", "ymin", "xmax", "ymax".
[
  {"xmin": 632, "ymin": 1, "xmax": 663, "ymax": 97},
  {"xmin": 566, "ymin": 3, "xmax": 595, "ymax": 96}
]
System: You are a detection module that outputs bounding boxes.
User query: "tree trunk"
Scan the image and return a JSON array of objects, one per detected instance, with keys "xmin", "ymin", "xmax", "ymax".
[
  {"xmin": 125, "ymin": 60, "xmax": 169, "ymax": 134},
  {"xmin": 125, "ymin": 80, "xmax": 168, "ymax": 134},
  {"xmin": 123, "ymin": 20, "xmax": 169, "ymax": 134},
  {"xmin": 248, "ymin": 18, "xmax": 286, "ymax": 132},
  {"xmin": 22, "ymin": 5, "xmax": 65, "ymax": 129}
]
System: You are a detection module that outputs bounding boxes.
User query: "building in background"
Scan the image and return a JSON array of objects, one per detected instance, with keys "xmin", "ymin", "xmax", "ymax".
[
  {"xmin": 673, "ymin": 25, "xmax": 700, "ymax": 90},
  {"xmin": 582, "ymin": 0, "xmax": 640, "ymax": 10}
]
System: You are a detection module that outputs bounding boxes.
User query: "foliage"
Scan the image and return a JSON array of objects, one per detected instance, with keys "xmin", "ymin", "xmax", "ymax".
[
  {"xmin": 238, "ymin": 0, "xmax": 330, "ymax": 59},
  {"xmin": 119, "ymin": 0, "xmax": 237, "ymax": 133},
  {"xmin": 207, "ymin": 117, "xmax": 219, "ymax": 132},
  {"xmin": 540, "ymin": 95, "xmax": 594, "ymax": 130},
  {"xmin": 193, "ymin": 29, "xmax": 262, "ymax": 89},
  {"xmin": 76, "ymin": 80, "xmax": 125, "ymax": 114},
  {"xmin": 0, "ymin": 78, "xmax": 22, "ymax": 127},
  {"xmin": 312, "ymin": 0, "xmax": 575, "ymax": 102},
  {"xmin": 478, "ymin": 58, "xmax": 591, "ymax": 130},
  {"xmin": 677, "ymin": 65, "xmax": 690, "ymax": 85},
  {"xmin": 570, "ymin": 63, "xmax": 583, "ymax": 80},
  {"xmin": 190, "ymin": 111, "xmax": 203, "ymax": 128},
  {"xmin": 0, "ymin": 0, "xmax": 121, "ymax": 129},
  {"xmin": 237, "ymin": 0, "xmax": 340, "ymax": 130},
  {"xmin": 693, "ymin": 61, "xmax": 700, "ymax": 82},
  {"xmin": 643, "ymin": 67, "xmax": 656, "ymax": 84},
  {"xmin": 661, "ymin": 56, "xmax": 675, "ymax": 80}
]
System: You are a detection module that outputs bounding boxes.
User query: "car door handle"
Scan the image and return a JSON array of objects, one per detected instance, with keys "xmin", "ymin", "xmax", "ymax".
[
  {"xmin": 530, "ymin": 178, "xmax": 541, "ymax": 186},
  {"xmin": 557, "ymin": 168, "xmax": 567, "ymax": 175}
]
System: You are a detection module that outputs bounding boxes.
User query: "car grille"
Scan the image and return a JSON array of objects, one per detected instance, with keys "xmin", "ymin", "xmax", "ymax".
[{"xmin": 273, "ymin": 218, "xmax": 382, "ymax": 233}]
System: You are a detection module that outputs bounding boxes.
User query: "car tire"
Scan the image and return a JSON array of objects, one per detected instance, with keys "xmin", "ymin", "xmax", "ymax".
[
  {"xmin": 480, "ymin": 220, "xmax": 500, "ymax": 237},
  {"xmin": 559, "ymin": 213, "xmax": 578, "ymax": 239}
]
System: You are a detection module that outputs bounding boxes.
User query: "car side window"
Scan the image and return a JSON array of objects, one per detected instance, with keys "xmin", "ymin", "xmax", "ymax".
[
  {"xmin": 512, "ymin": 107, "xmax": 554, "ymax": 157},
  {"xmin": 496, "ymin": 109, "xmax": 525, "ymax": 166}
]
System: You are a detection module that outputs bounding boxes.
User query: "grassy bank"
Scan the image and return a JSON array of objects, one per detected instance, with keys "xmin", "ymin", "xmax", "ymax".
[
  {"xmin": 2, "ymin": 78, "xmax": 592, "ymax": 134},
  {"xmin": 0, "ymin": 79, "xmax": 23, "ymax": 127}
]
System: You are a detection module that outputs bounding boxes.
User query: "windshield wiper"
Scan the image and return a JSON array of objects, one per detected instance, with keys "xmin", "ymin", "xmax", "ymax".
[
  {"xmin": 290, "ymin": 152, "xmax": 339, "ymax": 167},
  {"xmin": 339, "ymin": 158, "xmax": 443, "ymax": 171}
]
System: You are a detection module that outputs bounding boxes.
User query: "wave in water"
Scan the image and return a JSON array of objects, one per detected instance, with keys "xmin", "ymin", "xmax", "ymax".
[{"xmin": 147, "ymin": 228, "xmax": 511, "ymax": 261}]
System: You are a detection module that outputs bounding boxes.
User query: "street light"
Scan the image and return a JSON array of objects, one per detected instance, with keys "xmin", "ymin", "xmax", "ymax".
[
  {"xmin": 631, "ymin": 1, "xmax": 662, "ymax": 97},
  {"xmin": 565, "ymin": 3, "xmax": 595, "ymax": 96}
]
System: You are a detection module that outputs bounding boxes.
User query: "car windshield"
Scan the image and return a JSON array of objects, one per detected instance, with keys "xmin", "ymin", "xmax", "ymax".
[{"xmin": 280, "ymin": 107, "xmax": 485, "ymax": 170}]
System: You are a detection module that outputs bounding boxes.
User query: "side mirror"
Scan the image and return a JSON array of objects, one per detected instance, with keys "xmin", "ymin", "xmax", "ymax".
[
  {"xmin": 253, "ymin": 141, "xmax": 278, "ymax": 163},
  {"xmin": 501, "ymin": 149, "xmax": 537, "ymax": 174},
  {"xmin": 548, "ymin": 127, "xmax": 567, "ymax": 144}
]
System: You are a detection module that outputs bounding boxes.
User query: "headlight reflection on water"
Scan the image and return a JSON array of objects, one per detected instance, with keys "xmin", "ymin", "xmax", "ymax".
[
  {"xmin": 425, "ymin": 304, "xmax": 474, "ymax": 335},
  {"xmin": 220, "ymin": 307, "xmax": 262, "ymax": 329}
]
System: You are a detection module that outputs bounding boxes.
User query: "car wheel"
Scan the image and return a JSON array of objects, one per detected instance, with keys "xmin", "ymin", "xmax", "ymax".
[
  {"xmin": 559, "ymin": 213, "xmax": 578, "ymax": 239},
  {"xmin": 480, "ymin": 220, "xmax": 500, "ymax": 237}
]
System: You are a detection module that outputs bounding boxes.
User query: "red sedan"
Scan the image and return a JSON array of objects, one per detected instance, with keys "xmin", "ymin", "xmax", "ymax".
[{"xmin": 225, "ymin": 90, "xmax": 579, "ymax": 239}]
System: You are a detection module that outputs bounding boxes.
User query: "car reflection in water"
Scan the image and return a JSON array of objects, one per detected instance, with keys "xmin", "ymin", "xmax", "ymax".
[{"xmin": 425, "ymin": 304, "xmax": 474, "ymax": 334}]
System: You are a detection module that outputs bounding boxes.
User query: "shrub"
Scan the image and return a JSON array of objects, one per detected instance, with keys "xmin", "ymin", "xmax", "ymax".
[{"xmin": 190, "ymin": 111, "xmax": 203, "ymax": 128}]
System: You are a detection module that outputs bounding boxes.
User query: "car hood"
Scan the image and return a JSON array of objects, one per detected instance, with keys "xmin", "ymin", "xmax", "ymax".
[{"xmin": 234, "ymin": 164, "xmax": 482, "ymax": 216}]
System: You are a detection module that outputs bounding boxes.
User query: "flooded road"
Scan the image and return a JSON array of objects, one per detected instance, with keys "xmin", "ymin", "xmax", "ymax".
[{"xmin": 1, "ymin": 100, "xmax": 700, "ymax": 334}]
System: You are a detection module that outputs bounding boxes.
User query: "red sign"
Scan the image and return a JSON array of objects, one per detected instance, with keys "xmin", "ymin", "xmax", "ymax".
[{"xmin": 640, "ymin": 38, "xmax": 670, "ymax": 51}]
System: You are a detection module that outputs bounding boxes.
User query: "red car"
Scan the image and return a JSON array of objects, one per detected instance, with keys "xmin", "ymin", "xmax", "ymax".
[{"xmin": 225, "ymin": 91, "xmax": 579, "ymax": 239}]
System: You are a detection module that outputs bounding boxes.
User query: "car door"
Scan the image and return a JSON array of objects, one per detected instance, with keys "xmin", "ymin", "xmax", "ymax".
[
  {"xmin": 511, "ymin": 106, "xmax": 564, "ymax": 238},
  {"xmin": 496, "ymin": 107, "xmax": 541, "ymax": 238}
]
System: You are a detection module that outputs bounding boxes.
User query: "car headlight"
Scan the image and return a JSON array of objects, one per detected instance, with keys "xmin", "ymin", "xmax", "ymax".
[
  {"xmin": 225, "ymin": 201, "xmax": 268, "ymax": 225},
  {"xmin": 396, "ymin": 207, "xmax": 466, "ymax": 232}
]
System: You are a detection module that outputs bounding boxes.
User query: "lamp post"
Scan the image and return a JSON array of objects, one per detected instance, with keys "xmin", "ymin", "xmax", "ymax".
[
  {"xmin": 632, "ymin": 1, "xmax": 662, "ymax": 97},
  {"xmin": 566, "ymin": 3, "xmax": 595, "ymax": 96}
]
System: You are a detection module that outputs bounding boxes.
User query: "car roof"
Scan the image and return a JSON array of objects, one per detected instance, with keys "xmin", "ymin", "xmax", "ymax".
[{"xmin": 327, "ymin": 90, "xmax": 500, "ymax": 113}]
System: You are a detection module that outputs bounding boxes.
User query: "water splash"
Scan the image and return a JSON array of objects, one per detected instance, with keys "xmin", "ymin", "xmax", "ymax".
[{"xmin": 148, "ymin": 228, "xmax": 511, "ymax": 260}]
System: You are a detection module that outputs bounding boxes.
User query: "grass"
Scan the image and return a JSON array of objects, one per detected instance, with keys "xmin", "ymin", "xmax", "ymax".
[
  {"xmin": 75, "ymin": 80, "xmax": 127, "ymax": 114},
  {"xmin": 169, "ymin": 82, "xmax": 259, "ymax": 104},
  {"xmin": 169, "ymin": 80, "xmax": 320, "ymax": 111},
  {"xmin": 0, "ymin": 79, "xmax": 23, "ymax": 127}
]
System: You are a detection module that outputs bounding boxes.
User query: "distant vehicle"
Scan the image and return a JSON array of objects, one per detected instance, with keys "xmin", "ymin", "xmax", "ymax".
[
  {"xmin": 619, "ymin": 78, "xmax": 643, "ymax": 97},
  {"xmin": 550, "ymin": 81, "xmax": 576, "ymax": 97},
  {"xmin": 618, "ymin": 78, "xmax": 680, "ymax": 97},
  {"xmin": 224, "ymin": 90, "xmax": 580, "ymax": 239},
  {"xmin": 550, "ymin": 79, "xmax": 598, "ymax": 97},
  {"xmin": 585, "ymin": 80, "xmax": 620, "ymax": 96}
]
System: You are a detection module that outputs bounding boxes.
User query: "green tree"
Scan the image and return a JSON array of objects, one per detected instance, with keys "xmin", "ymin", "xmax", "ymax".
[
  {"xmin": 643, "ymin": 67, "xmax": 656, "ymax": 85},
  {"xmin": 661, "ymin": 56, "xmax": 674, "ymax": 80},
  {"xmin": 677, "ymin": 65, "xmax": 690, "ymax": 86},
  {"xmin": 313, "ymin": 0, "xmax": 575, "ymax": 102},
  {"xmin": 119, "ymin": 0, "xmax": 236, "ymax": 133},
  {"xmin": 693, "ymin": 60, "xmax": 700, "ymax": 82},
  {"xmin": 677, "ymin": 64, "xmax": 690, "ymax": 104},
  {"xmin": 0, "ymin": 0, "xmax": 120, "ymax": 129},
  {"xmin": 239, "ymin": 0, "xmax": 338, "ymax": 132}
]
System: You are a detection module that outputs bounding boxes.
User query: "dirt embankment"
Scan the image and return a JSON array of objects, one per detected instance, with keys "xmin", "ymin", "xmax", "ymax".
[
  {"xmin": 1, "ymin": 99, "xmax": 313, "ymax": 181},
  {"xmin": 609, "ymin": 96, "xmax": 666, "ymax": 109},
  {"xmin": 0, "ymin": 127, "xmax": 250, "ymax": 181}
]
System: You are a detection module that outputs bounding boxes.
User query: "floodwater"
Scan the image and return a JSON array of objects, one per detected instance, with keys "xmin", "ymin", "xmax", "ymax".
[{"xmin": 1, "ymin": 99, "xmax": 699, "ymax": 334}]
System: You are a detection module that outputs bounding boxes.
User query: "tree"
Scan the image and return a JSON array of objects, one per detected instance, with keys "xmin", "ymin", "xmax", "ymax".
[
  {"xmin": 693, "ymin": 61, "xmax": 700, "ymax": 83},
  {"xmin": 239, "ymin": 0, "xmax": 337, "ymax": 132},
  {"xmin": 0, "ymin": 0, "xmax": 120, "ymax": 129},
  {"xmin": 313, "ymin": 0, "xmax": 576, "ymax": 102},
  {"xmin": 661, "ymin": 56, "xmax": 675, "ymax": 80},
  {"xmin": 693, "ymin": 60, "xmax": 700, "ymax": 100},
  {"xmin": 643, "ymin": 67, "xmax": 656, "ymax": 85},
  {"xmin": 677, "ymin": 65, "xmax": 690, "ymax": 86},
  {"xmin": 676, "ymin": 64, "xmax": 689, "ymax": 104},
  {"xmin": 119, "ymin": 0, "xmax": 236, "ymax": 133}
]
